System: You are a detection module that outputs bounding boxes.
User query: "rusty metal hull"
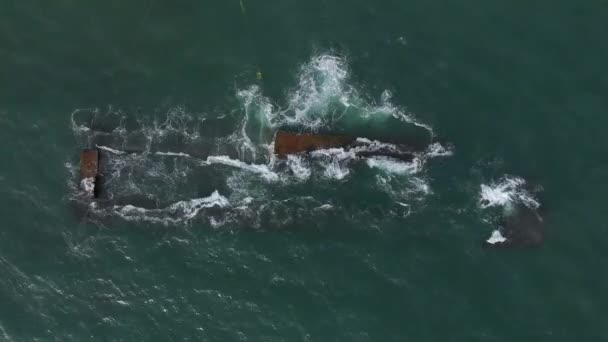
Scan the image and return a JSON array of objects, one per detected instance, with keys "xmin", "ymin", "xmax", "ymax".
[
  {"xmin": 274, "ymin": 131, "xmax": 355, "ymax": 157},
  {"xmin": 79, "ymin": 149, "xmax": 99, "ymax": 197}
]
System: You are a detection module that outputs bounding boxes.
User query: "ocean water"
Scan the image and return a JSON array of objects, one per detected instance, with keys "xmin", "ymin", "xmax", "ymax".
[{"xmin": 1, "ymin": 1, "xmax": 607, "ymax": 341}]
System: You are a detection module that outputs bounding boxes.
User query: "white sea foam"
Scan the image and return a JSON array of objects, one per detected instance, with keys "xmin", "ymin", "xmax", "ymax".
[
  {"xmin": 425, "ymin": 142, "xmax": 453, "ymax": 157},
  {"xmin": 354, "ymin": 137, "xmax": 400, "ymax": 152},
  {"xmin": 80, "ymin": 177, "xmax": 95, "ymax": 195},
  {"xmin": 310, "ymin": 147, "xmax": 356, "ymax": 160},
  {"xmin": 205, "ymin": 155, "xmax": 279, "ymax": 182},
  {"xmin": 322, "ymin": 159, "xmax": 350, "ymax": 180},
  {"xmin": 310, "ymin": 148, "xmax": 356, "ymax": 180},
  {"xmin": 486, "ymin": 230, "xmax": 507, "ymax": 244},
  {"xmin": 479, "ymin": 175, "xmax": 539, "ymax": 210},
  {"xmin": 166, "ymin": 191, "xmax": 230, "ymax": 219},
  {"xmin": 232, "ymin": 85, "xmax": 278, "ymax": 161},
  {"xmin": 113, "ymin": 190, "xmax": 229, "ymax": 224},
  {"xmin": 366, "ymin": 156, "xmax": 420, "ymax": 175},
  {"xmin": 276, "ymin": 55, "xmax": 435, "ymax": 137},
  {"xmin": 283, "ymin": 55, "xmax": 350, "ymax": 129},
  {"xmin": 148, "ymin": 106, "xmax": 201, "ymax": 142},
  {"xmin": 286, "ymin": 155, "xmax": 311, "ymax": 181}
]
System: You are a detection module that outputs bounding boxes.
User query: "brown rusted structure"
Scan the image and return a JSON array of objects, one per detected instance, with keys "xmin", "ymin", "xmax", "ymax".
[
  {"xmin": 274, "ymin": 131, "xmax": 355, "ymax": 157},
  {"xmin": 79, "ymin": 149, "xmax": 99, "ymax": 197}
]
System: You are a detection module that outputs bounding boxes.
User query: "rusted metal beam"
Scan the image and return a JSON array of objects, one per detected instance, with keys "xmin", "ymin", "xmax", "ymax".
[
  {"xmin": 274, "ymin": 131, "xmax": 355, "ymax": 157},
  {"xmin": 79, "ymin": 149, "xmax": 99, "ymax": 198}
]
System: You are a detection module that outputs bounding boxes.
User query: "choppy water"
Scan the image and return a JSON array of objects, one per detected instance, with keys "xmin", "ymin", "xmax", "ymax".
[{"xmin": 1, "ymin": 1, "xmax": 607, "ymax": 341}]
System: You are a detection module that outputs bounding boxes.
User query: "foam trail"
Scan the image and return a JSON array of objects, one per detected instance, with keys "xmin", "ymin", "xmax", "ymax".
[
  {"xmin": 112, "ymin": 190, "xmax": 229, "ymax": 224},
  {"xmin": 97, "ymin": 145, "xmax": 126, "ymax": 155},
  {"xmin": 70, "ymin": 109, "xmax": 93, "ymax": 133},
  {"xmin": 155, "ymin": 151, "xmax": 193, "ymax": 158},
  {"xmin": 379, "ymin": 90, "xmax": 435, "ymax": 136},
  {"xmin": 205, "ymin": 156, "xmax": 279, "ymax": 182},
  {"xmin": 98, "ymin": 146, "xmax": 194, "ymax": 158}
]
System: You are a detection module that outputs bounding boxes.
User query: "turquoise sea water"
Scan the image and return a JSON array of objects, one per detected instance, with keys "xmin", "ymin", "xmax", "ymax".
[{"xmin": 1, "ymin": 1, "xmax": 607, "ymax": 341}]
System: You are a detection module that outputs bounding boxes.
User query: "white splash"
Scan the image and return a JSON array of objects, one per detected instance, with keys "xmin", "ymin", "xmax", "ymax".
[
  {"xmin": 286, "ymin": 155, "xmax": 311, "ymax": 181},
  {"xmin": 277, "ymin": 55, "xmax": 435, "ymax": 137},
  {"xmin": 80, "ymin": 177, "xmax": 95, "ymax": 195},
  {"xmin": 486, "ymin": 230, "xmax": 507, "ymax": 244},
  {"xmin": 284, "ymin": 55, "xmax": 350, "ymax": 129},
  {"xmin": 479, "ymin": 175, "xmax": 539, "ymax": 210},
  {"xmin": 355, "ymin": 137, "xmax": 400, "ymax": 152},
  {"xmin": 425, "ymin": 142, "xmax": 453, "ymax": 158},
  {"xmin": 310, "ymin": 148, "xmax": 356, "ymax": 180},
  {"xmin": 322, "ymin": 159, "xmax": 350, "ymax": 180}
]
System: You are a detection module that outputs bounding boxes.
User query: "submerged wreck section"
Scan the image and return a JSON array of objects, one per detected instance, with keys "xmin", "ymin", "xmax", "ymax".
[
  {"xmin": 273, "ymin": 130, "xmax": 418, "ymax": 162},
  {"xmin": 274, "ymin": 131, "xmax": 356, "ymax": 157},
  {"xmin": 485, "ymin": 204, "xmax": 545, "ymax": 248},
  {"xmin": 79, "ymin": 149, "xmax": 99, "ymax": 198}
]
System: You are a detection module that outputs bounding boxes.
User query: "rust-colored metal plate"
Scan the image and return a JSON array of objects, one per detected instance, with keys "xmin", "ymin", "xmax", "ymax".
[
  {"xmin": 274, "ymin": 131, "xmax": 355, "ymax": 157},
  {"xmin": 80, "ymin": 149, "xmax": 99, "ymax": 179},
  {"xmin": 79, "ymin": 149, "xmax": 99, "ymax": 197}
]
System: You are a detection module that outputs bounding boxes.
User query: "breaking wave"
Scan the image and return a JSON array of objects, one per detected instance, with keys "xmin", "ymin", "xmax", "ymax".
[
  {"xmin": 479, "ymin": 175, "xmax": 540, "ymax": 211},
  {"xmin": 68, "ymin": 53, "xmax": 451, "ymax": 227}
]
